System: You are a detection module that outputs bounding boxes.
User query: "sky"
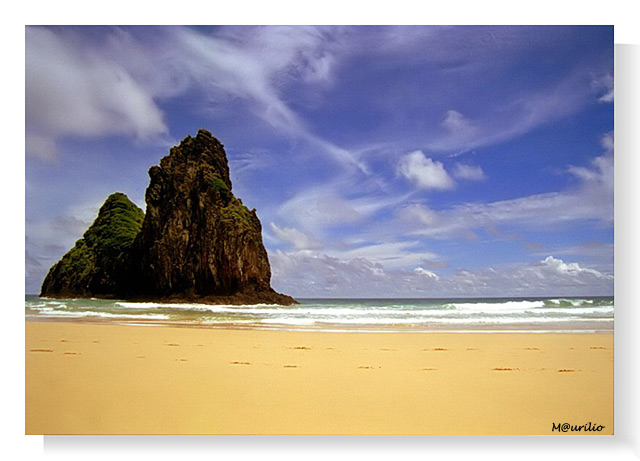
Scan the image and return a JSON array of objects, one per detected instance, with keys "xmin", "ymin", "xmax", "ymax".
[{"xmin": 25, "ymin": 25, "xmax": 614, "ymax": 298}]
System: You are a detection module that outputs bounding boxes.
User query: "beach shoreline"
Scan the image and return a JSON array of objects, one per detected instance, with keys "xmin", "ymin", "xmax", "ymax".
[
  {"xmin": 25, "ymin": 315, "xmax": 613, "ymax": 334},
  {"xmin": 26, "ymin": 320, "xmax": 614, "ymax": 435},
  {"xmin": 25, "ymin": 295, "xmax": 614, "ymax": 333}
]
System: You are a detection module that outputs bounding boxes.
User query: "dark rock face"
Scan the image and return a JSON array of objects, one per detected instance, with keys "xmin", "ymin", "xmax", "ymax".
[{"xmin": 41, "ymin": 129, "xmax": 297, "ymax": 305}]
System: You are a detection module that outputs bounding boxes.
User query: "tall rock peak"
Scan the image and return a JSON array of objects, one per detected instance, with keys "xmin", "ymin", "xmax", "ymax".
[{"xmin": 41, "ymin": 130, "xmax": 297, "ymax": 305}]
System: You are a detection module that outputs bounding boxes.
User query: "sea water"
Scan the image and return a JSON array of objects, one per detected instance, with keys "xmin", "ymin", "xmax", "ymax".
[{"xmin": 25, "ymin": 296, "xmax": 613, "ymax": 333}]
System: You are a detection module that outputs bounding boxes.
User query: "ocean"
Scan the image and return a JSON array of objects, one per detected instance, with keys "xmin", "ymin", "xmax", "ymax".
[{"xmin": 25, "ymin": 296, "xmax": 613, "ymax": 333}]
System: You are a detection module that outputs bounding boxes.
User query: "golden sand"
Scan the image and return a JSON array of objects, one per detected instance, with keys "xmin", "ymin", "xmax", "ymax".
[{"xmin": 25, "ymin": 321, "xmax": 613, "ymax": 435}]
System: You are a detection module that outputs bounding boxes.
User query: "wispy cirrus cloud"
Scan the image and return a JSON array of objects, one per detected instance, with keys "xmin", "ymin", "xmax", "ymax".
[
  {"xmin": 591, "ymin": 72, "xmax": 614, "ymax": 103},
  {"xmin": 441, "ymin": 110, "xmax": 480, "ymax": 144},
  {"xmin": 26, "ymin": 25, "xmax": 364, "ymax": 170},
  {"xmin": 269, "ymin": 223, "xmax": 320, "ymax": 251},
  {"xmin": 275, "ymin": 178, "xmax": 412, "ymax": 233},
  {"xmin": 326, "ymin": 241, "xmax": 438, "ymax": 270},
  {"xmin": 26, "ymin": 27, "xmax": 168, "ymax": 160},
  {"xmin": 452, "ymin": 163, "xmax": 485, "ymax": 181},
  {"xmin": 26, "ymin": 25, "xmax": 611, "ymax": 168},
  {"xmin": 166, "ymin": 26, "xmax": 368, "ymax": 172},
  {"xmin": 423, "ymin": 73, "xmax": 597, "ymax": 154}
]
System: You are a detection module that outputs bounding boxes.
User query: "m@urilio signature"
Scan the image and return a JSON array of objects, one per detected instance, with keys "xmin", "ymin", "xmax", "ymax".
[{"xmin": 552, "ymin": 422, "xmax": 605, "ymax": 433}]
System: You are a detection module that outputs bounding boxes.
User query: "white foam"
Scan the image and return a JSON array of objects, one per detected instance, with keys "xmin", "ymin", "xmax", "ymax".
[
  {"xmin": 114, "ymin": 301, "xmax": 285, "ymax": 312},
  {"xmin": 260, "ymin": 318, "xmax": 318, "ymax": 325},
  {"xmin": 450, "ymin": 300, "xmax": 545, "ymax": 312},
  {"xmin": 39, "ymin": 310, "xmax": 170, "ymax": 320},
  {"xmin": 259, "ymin": 316, "xmax": 613, "ymax": 326},
  {"xmin": 531, "ymin": 306, "xmax": 614, "ymax": 315},
  {"xmin": 547, "ymin": 298, "xmax": 598, "ymax": 306},
  {"xmin": 26, "ymin": 302, "xmax": 47, "ymax": 308}
]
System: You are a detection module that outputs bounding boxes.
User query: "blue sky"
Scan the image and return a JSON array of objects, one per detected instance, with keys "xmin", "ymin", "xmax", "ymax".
[{"xmin": 25, "ymin": 25, "xmax": 614, "ymax": 297}]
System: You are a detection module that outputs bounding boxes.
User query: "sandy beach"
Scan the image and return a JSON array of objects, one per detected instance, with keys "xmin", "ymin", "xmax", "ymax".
[{"xmin": 25, "ymin": 321, "xmax": 613, "ymax": 435}]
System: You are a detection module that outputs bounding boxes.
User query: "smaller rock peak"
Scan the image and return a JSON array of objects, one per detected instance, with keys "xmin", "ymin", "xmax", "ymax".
[
  {"xmin": 104, "ymin": 191, "xmax": 130, "ymax": 202},
  {"xmin": 100, "ymin": 192, "xmax": 140, "ymax": 213}
]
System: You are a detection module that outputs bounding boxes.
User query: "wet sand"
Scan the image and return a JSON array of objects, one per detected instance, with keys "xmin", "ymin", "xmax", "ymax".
[{"xmin": 25, "ymin": 321, "xmax": 613, "ymax": 434}]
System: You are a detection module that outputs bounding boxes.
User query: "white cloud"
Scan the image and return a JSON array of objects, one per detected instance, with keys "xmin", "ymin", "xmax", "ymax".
[
  {"xmin": 26, "ymin": 26, "xmax": 611, "ymax": 170},
  {"xmin": 26, "ymin": 27, "xmax": 168, "ymax": 160},
  {"xmin": 26, "ymin": 25, "xmax": 365, "ymax": 172},
  {"xmin": 405, "ymin": 190, "xmax": 607, "ymax": 239},
  {"xmin": 276, "ymin": 178, "xmax": 412, "ymax": 234},
  {"xmin": 600, "ymin": 131, "xmax": 614, "ymax": 152},
  {"xmin": 531, "ymin": 243, "xmax": 613, "ymax": 276},
  {"xmin": 270, "ymin": 223, "xmax": 319, "ymax": 251},
  {"xmin": 399, "ymin": 132, "xmax": 614, "ymax": 239},
  {"xmin": 398, "ymin": 151, "xmax": 455, "ymax": 190},
  {"xmin": 229, "ymin": 149, "xmax": 275, "ymax": 174},
  {"xmin": 599, "ymin": 90, "xmax": 614, "ymax": 103},
  {"xmin": 278, "ymin": 188, "xmax": 363, "ymax": 229},
  {"xmin": 327, "ymin": 241, "xmax": 438, "ymax": 270},
  {"xmin": 169, "ymin": 26, "xmax": 368, "ymax": 173},
  {"xmin": 398, "ymin": 203, "xmax": 442, "ymax": 227},
  {"xmin": 329, "ymin": 27, "xmax": 611, "ymax": 157},
  {"xmin": 591, "ymin": 73, "xmax": 614, "ymax": 103},
  {"xmin": 269, "ymin": 251, "xmax": 390, "ymax": 297},
  {"xmin": 172, "ymin": 26, "xmax": 305, "ymax": 133},
  {"xmin": 538, "ymin": 256, "xmax": 610, "ymax": 279},
  {"xmin": 425, "ymin": 73, "xmax": 594, "ymax": 153},
  {"xmin": 567, "ymin": 133, "xmax": 613, "ymax": 190},
  {"xmin": 414, "ymin": 267, "xmax": 440, "ymax": 280},
  {"xmin": 269, "ymin": 250, "xmax": 613, "ymax": 298},
  {"xmin": 453, "ymin": 163, "xmax": 485, "ymax": 181},
  {"xmin": 441, "ymin": 110, "xmax": 479, "ymax": 140},
  {"xmin": 299, "ymin": 52, "xmax": 336, "ymax": 85}
]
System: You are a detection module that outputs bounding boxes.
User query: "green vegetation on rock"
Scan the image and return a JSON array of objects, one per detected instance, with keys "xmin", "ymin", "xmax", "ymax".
[
  {"xmin": 84, "ymin": 193, "xmax": 145, "ymax": 254},
  {"xmin": 219, "ymin": 197, "xmax": 255, "ymax": 233},
  {"xmin": 209, "ymin": 175, "xmax": 230, "ymax": 202},
  {"xmin": 208, "ymin": 175, "xmax": 228, "ymax": 192},
  {"xmin": 40, "ymin": 192, "xmax": 144, "ymax": 297}
]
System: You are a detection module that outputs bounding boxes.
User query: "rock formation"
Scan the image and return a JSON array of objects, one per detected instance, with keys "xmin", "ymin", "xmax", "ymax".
[
  {"xmin": 40, "ymin": 129, "xmax": 297, "ymax": 305},
  {"xmin": 40, "ymin": 192, "xmax": 144, "ymax": 298}
]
